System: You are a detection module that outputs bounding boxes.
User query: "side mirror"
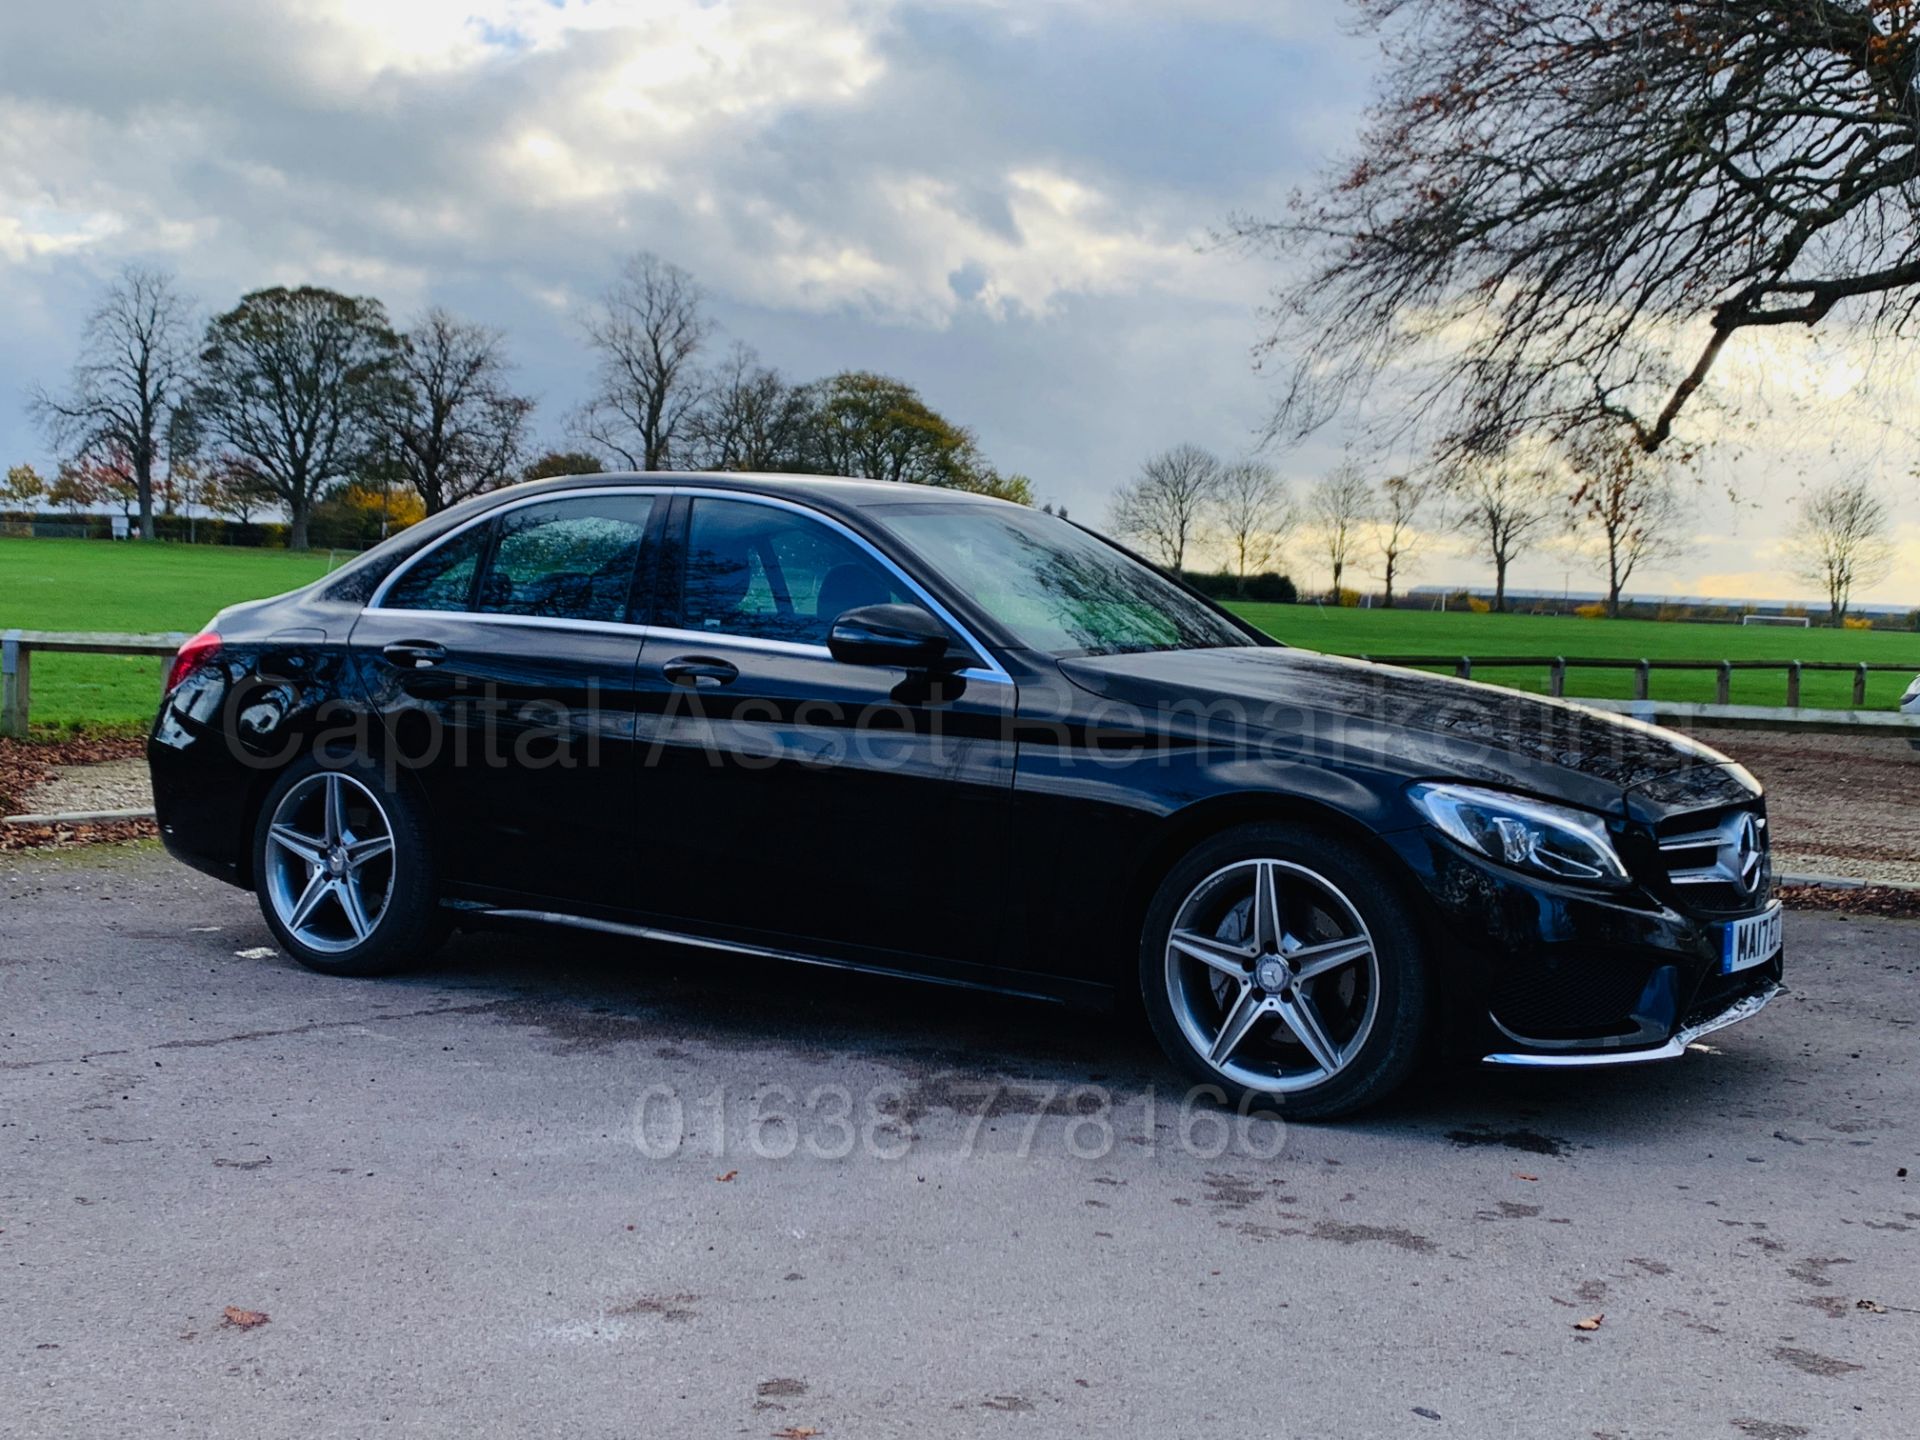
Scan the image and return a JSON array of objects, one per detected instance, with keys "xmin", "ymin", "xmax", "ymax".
[{"xmin": 828, "ymin": 603, "xmax": 961, "ymax": 671}]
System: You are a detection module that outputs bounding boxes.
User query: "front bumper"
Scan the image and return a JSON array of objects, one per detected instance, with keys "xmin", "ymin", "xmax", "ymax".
[
  {"xmin": 1384, "ymin": 829, "xmax": 1786, "ymax": 1066},
  {"xmin": 1482, "ymin": 979, "xmax": 1782, "ymax": 1067}
]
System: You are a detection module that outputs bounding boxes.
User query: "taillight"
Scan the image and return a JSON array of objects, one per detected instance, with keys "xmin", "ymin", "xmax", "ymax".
[{"xmin": 166, "ymin": 629, "xmax": 222, "ymax": 694}]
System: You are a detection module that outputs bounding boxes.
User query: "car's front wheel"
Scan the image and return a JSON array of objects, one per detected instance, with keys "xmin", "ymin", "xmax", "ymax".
[
  {"xmin": 252, "ymin": 757, "xmax": 444, "ymax": 976},
  {"xmin": 1140, "ymin": 822, "xmax": 1429, "ymax": 1120}
]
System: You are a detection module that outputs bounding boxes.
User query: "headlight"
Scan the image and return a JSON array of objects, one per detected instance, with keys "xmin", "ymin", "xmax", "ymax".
[{"xmin": 1409, "ymin": 783, "xmax": 1630, "ymax": 886}]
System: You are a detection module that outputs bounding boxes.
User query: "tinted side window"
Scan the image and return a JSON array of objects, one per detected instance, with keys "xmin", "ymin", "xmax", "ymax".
[
  {"xmin": 677, "ymin": 498, "xmax": 913, "ymax": 646},
  {"xmin": 476, "ymin": 496, "xmax": 656, "ymax": 623},
  {"xmin": 383, "ymin": 523, "xmax": 491, "ymax": 612}
]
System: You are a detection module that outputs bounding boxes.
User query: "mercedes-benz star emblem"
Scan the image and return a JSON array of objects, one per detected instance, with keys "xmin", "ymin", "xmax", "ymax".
[{"xmin": 1732, "ymin": 813, "xmax": 1762, "ymax": 892}]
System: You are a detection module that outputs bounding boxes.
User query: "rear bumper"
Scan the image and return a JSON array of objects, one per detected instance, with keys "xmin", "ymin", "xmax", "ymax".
[{"xmin": 148, "ymin": 674, "xmax": 256, "ymax": 889}]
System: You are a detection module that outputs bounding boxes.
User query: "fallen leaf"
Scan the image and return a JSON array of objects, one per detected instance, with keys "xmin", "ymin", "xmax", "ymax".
[
  {"xmin": 1856, "ymin": 1299, "xmax": 1887, "ymax": 1314},
  {"xmin": 221, "ymin": 1306, "xmax": 270, "ymax": 1330},
  {"xmin": 1513, "ymin": 1172, "xmax": 1540, "ymax": 1182},
  {"xmin": 1573, "ymin": 1314, "xmax": 1605, "ymax": 1332},
  {"xmin": 770, "ymin": 1429, "xmax": 821, "ymax": 1439},
  {"xmin": 717, "ymin": 1170, "xmax": 738, "ymax": 1183}
]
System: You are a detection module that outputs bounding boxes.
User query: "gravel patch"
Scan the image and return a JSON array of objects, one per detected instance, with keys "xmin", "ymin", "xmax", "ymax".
[
  {"xmin": 12, "ymin": 755, "xmax": 152, "ymax": 817},
  {"xmin": 1689, "ymin": 728, "xmax": 1920, "ymax": 888}
]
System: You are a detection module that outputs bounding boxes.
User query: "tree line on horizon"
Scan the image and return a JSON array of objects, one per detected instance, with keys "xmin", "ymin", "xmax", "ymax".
[
  {"xmin": 9, "ymin": 254, "xmax": 1032, "ymax": 550},
  {"xmin": 1106, "ymin": 436, "xmax": 1900, "ymax": 627}
]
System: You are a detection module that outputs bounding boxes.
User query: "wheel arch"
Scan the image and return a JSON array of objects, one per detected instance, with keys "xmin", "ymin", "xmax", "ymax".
[
  {"xmin": 1111, "ymin": 792, "xmax": 1443, "ymax": 990},
  {"xmin": 232, "ymin": 714, "xmax": 422, "ymax": 888}
]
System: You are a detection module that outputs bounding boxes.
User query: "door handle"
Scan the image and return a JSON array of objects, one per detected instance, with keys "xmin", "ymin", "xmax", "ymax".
[
  {"xmin": 382, "ymin": 640, "xmax": 448, "ymax": 669},
  {"xmin": 662, "ymin": 655, "xmax": 740, "ymax": 689}
]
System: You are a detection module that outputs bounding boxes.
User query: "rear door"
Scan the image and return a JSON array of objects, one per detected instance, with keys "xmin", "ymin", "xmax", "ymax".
[
  {"xmin": 628, "ymin": 492, "xmax": 1017, "ymax": 972},
  {"xmin": 352, "ymin": 490, "xmax": 665, "ymax": 904}
]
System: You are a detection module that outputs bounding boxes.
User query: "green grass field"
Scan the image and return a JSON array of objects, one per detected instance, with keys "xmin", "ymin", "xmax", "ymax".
[
  {"xmin": 1223, "ymin": 603, "xmax": 1920, "ymax": 710},
  {"xmin": 2, "ymin": 538, "xmax": 336, "ymax": 736},
  {"xmin": 3, "ymin": 537, "xmax": 1916, "ymax": 732}
]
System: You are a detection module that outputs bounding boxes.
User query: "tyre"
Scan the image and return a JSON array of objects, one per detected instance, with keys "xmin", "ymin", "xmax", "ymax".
[
  {"xmin": 1139, "ymin": 822, "xmax": 1429, "ymax": 1121},
  {"xmin": 252, "ymin": 755, "xmax": 445, "ymax": 977}
]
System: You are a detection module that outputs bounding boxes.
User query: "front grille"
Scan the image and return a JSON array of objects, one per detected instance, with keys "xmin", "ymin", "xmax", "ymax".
[
  {"xmin": 1651, "ymin": 802, "xmax": 1772, "ymax": 917},
  {"xmin": 1492, "ymin": 953, "xmax": 1657, "ymax": 1039}
]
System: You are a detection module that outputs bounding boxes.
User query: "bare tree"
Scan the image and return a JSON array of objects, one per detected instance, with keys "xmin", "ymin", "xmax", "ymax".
[
  {"xmin": 192, "ymin": 287, "xmax": 403, "ymax": 550},
  {"xmin": 1303, "ymin": 464, "xmax": 1374, "ymax": 600},
  {"xmin": 31, "ymin": 264, "xmax": 194, "ymax": 540},
  {"xmin": 574, "ymin": 253, "xmax": 710, "ymax": 471},
  {"xmin": 1210, "ymin": 460, "xmax": 1293, "ymax": 593},
  {"xmin": 1369, "ymin": 474, "xmax": 1426, "ymax": 608},
  {"xmin": 1566, "ymin": 434, "xmax": 1697, "ymax": 617},
  {"xmin": 1444, "ymin": 453, "xmax": 1561, "ymax": 612},
  {"xmin": 1108, "ymin": 444, "xmax": 1221, "ymax": 570},
  {"xmin": 523, "ymin": 450, "xmax": 605, "ymax": 482},
  {"xmin": 685, "ymin": 344, "xmax": 810, "ymax": 471},
  {"xmin": 1231, "ymin": 3, "xmax": 1920, "ymax": 461},
  {"xmin": 1785, "ymin": 478, "xmax": 1895, "ymax": 626},
  {"xmin": 382, "ymin": 308, "xmax": 534, "ymax": 515}
]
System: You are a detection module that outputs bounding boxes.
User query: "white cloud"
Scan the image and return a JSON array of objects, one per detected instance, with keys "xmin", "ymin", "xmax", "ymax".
[{"xmin": 0, "ymin": 0, "xmax": 1909, "ymax": 608}]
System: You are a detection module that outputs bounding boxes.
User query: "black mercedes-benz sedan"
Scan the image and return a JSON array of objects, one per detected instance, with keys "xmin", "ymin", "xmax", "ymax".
[{"xmin": 148, "ymin": 472, "xmax": 1783, "ymax": 1117}]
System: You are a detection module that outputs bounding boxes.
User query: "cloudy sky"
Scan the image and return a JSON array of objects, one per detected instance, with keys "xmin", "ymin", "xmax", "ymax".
[{"xmin": 1, "ymin": 0, "xmax": 1914, "ymax": 604}]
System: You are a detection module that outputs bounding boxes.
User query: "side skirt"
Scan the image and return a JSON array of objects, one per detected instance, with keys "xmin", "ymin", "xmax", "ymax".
[{"xmin": 445, "ymin": 900, "xmax": 1115, "ymax": 1011}]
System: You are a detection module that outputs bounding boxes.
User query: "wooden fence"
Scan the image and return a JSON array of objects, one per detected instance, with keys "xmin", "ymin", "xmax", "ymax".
[
  {"xmin": 2, "ymin": 629, "xmax": 190, "ymax": 737},
  {"xmin": 1356, "ymin": 654, "xmax": 1914, "ymax": 708}
]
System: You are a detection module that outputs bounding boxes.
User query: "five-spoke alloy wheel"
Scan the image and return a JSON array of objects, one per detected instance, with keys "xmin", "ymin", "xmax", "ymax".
[
  {"xmin": 252, "ymin": 756, "xmax": 444, "ymax": 976},
  {"xmin": 264, "ymin": 771, "xmax": 397, "ymax": 954},
  {"xmin": 1141, "ymin": 823, "xmax": 1428, "ymax": 1120}
]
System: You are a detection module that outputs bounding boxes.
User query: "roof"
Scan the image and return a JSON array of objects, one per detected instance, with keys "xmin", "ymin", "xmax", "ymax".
[{"xmin": 494, "ymin": 470, "xmax": 1011, "ymax": 514}]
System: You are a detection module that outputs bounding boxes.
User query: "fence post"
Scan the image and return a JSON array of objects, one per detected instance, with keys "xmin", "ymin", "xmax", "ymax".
[
  {"xmin": 1634, "ymin": 660, "xmax": 1651, "ymax": 701},
  {"xmin": 1786, "ymin": 661, "xmax": 1802, "ymax": 708},
  {"xmin": 1455, "ymin": 656, "xmax": 1473, "ymax": 680},
  {"xmin": 1716, "ymin": 661, "xmax": 1732, "ymax": 706},
  {"xmin": 1854, "ymin": 663, "xmax": 1869, "ymax": 708},
  {"xmin": 1, "ymin": 630, "xmax": 27, "ymax": 739},
  {"xmin": 1549, "ymin": 657, "xmax": 1566, "ymax": 698}
]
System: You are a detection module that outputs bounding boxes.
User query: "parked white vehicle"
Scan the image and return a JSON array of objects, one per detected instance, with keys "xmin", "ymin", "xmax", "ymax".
[{"xmin": 1904, "ymin": 674, "xmax": 1920, "ymax": 716}]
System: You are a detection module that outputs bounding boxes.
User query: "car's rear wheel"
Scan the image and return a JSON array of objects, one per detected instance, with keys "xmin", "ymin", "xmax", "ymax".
[
  {"xmin": 1140, "ymin": 822, "xmax": 1429, "ymax": 1120},
  {"xmin": 253, "ymin": 757, "xmax": 444, "ymax": 976}
]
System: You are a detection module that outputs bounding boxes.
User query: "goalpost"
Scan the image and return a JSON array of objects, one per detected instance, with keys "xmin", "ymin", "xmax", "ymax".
[{"xmin": 1741, "ymin": 614, "xmax": 1811, "ymax": 627}]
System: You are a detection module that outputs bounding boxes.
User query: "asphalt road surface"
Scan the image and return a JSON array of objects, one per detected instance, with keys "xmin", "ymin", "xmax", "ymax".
[{"xmin": 3, "ymin": 843, "xmax": 1917, "ymax": 1439}]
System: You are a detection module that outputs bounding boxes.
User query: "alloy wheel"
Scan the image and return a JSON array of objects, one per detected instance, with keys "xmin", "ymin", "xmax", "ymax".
[
  {"xmin": 1163, "ymin": 858, "xmax": 1381, "ymax": 1094},
  {"xmin": 263, "ymin": 771, "xmax": 398, "ymax": 955}
]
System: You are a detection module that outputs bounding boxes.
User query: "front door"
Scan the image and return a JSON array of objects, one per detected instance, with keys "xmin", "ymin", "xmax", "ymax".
[
  {"xmin": 630, "ymin": 493, "xmax": 1016, "ymax": 974},
  {"xmin": 352, "ymin": 491, "xmax": 663, "ymax": 905}
]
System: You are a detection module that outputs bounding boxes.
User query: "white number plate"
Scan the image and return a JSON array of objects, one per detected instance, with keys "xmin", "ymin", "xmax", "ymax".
[{"xmin": 1721, "ymin": 902, "xmax": 1783, "ymax": 974}]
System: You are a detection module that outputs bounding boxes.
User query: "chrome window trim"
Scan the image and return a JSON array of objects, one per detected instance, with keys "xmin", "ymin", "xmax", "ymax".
[
  {"xmin": 668, "ymin": 486, "xmax": 1010, "ymax": 683},
  {"xmin": 362, "ymin": 481, "xmax": 1013, "ymax": 685},
  {"xmin": 367, "ymin": 485, "xmax": 669, "ymax": 613},
  {"xmin": 646, "ymin": 624, "xmax": 832, "ymax": 660},
  {"xmin": 372, "ymin": 608, "xmax": 651, "ymax": 640},
  {"xmin": 645, "ymin": 623, "xmax": 1008, "ymax": 685}
]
